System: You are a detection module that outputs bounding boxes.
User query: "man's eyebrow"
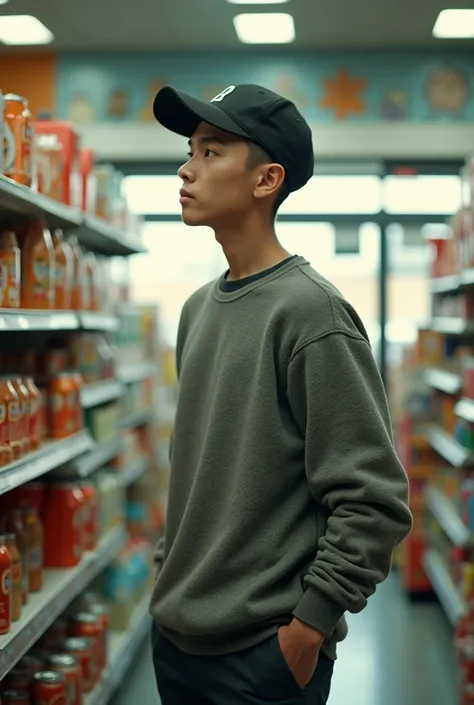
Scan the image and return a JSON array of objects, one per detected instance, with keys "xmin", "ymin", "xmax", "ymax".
[{"xmin": 188, "ymin": 135, "xmax": 228, "ymax": 147}]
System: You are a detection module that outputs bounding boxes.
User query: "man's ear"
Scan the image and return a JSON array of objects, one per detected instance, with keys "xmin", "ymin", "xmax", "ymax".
[{"xmin": 254, "ymin": 163, "xmax": 286, "ymax": 201}]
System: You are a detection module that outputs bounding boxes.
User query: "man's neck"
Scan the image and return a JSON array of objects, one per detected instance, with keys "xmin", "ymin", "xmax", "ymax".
[{"xmin": 217, "ymin": 227, "xmax": 292, "ymax": 282}]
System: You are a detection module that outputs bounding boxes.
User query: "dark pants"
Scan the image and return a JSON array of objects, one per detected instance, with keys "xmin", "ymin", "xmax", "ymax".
[{"xmin": 152, "ymin": 623, "xmax": 334, "ymax": 705}]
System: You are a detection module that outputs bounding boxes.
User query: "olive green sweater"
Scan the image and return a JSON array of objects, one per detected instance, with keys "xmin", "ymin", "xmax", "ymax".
[{"xmin": 150, "ymin": 256, "xmax": 412, "ymax": 659}]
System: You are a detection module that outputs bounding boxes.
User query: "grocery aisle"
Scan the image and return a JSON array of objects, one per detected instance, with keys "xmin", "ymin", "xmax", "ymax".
[{"xmin": 110, "ymin": 572, "xmax": 457, "ymax": 705}]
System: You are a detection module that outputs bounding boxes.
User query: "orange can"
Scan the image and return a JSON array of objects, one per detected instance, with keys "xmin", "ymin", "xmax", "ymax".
[
  {"xmin": 49, "ymin": 374, "xmax": 76, "ymax": 439},
  {"xmin": 3, "ymin": 94, "xmax": 33, "ymax": 187},
  {"xmin": 0, "ymin": 231, "xmax": 21, "ymax": 309},
  {"xmin": 43, "ymin": 483, "xmax": 86, "ymax": 568}
]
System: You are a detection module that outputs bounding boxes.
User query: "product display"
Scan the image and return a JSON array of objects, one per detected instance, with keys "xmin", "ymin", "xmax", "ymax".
[{"xmin": 397, "ymin": 155, "xmax": 474, "ymax": 705}]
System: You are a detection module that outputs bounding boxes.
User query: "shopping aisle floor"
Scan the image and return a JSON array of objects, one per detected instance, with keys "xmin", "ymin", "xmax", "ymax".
[{"xmin": 111, "ymin": 572, "xmax": 456, "ymax": 705}]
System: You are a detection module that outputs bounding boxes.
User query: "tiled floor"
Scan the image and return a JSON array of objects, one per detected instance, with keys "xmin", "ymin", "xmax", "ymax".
[{"xmin": 111, "ymin": 572, "xmax": 457, "ymax": 705}]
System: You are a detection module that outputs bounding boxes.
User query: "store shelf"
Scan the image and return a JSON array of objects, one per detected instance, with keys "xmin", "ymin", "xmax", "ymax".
[
  {"xmin": 423, "ymin": 368, "xmax": 462, "ymax": 395},
  {"xmin": 117, "ymin": 361, "xmax": 155, "ymax": 385},
  {"xmin": 430, "ymin": 275, "xmax": 460, "ymax": 295},
  {"xmin": 423, "ymin": 549, "xmax": 466, "ymax": 626},
  {"xmin": 85, "ymin": 594, "xmax": 151, "ymax": 705},
  {"xmin": 431, "ymin": 317, "xmax": 473, "ymax": 336},
  {"xmin": 0, "ymin": 174, "xmax": 83, "ymax": 230},
  {"xmin": 120, "ymin": 456, "xmax": 149, "ymax": 487},
  {"xmin": 0, "ymin": 430, "xmax": 93, "ymax": 497},
  {"xmin": 78, "ymin": 216, "xmax": 146, "ymax": 257},
  {"xmin": 72, "ymin": 437, "xmax": 123, "ymax": 478},
  {"xmin": 120, "ymin": 409, "xmax": 152, "ymax": 431},
  {"xmin": 426, "ymin": 426, "xmax": 473, "ymax": 467},
  {"xmin": 455, "ymin": 398, "xmax": 474, "ymax": 424},
  {"xmin": 79, "ymin": 312, "xmax": 119, "ymax": 332},
  {"xmin": 461, "ymin": 269, "xmax": 474, "ymax": 288},
  {"xmin": 81, "ymin": 380, "xmax": 124, "ymax": 409},
  {"xmin": 0, "ymin": 309, "xmax": 79, "ymax": 332},
  {"xmin": 426, "ymin": 485, "xmax": 472, "ymax": 547},
  {"xmin": 0, "ymin": 525, "xmax": 126, "ymax": 680}
]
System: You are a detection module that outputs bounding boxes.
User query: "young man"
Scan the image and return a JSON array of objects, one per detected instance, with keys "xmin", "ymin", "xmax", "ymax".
[{"xmin": 150, "ymin": 84, "xmax": 412, "ymax": 705}]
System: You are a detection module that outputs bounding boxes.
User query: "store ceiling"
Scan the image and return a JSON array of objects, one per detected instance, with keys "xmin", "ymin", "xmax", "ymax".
[{"xmin": 0, "ymin": 0, "xmax": 472, "ymax": 50}]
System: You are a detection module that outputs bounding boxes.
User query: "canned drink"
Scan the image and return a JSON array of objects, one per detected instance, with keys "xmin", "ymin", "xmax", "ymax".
[
  {"xmin": 18, "ymin": 653, "xmax": 44, "ymax": 680},
  {"xmin": 62, "ymin": 638, "xmax": 92, "ymax": 694},
  {"xmin": 2, "ymin": 692, "xmax": 31, "ymax": 705},
  {"xmin": 89, "ymin": 603, "xmax": 109, "ymax": 670},
  {"xmin": 70, "ymin": 613, "xmax": 102, "ymax": 685},
  {"xmin": 3, "ymin": 94, "xmax": 33, "ymax": 187},
  {"xmin": 32, "ymin": 671, "xmax": 67, "ymax": 705},
  {"xmin": 47, "ymin": 654, "xmax": 82, "ymax": 705}
]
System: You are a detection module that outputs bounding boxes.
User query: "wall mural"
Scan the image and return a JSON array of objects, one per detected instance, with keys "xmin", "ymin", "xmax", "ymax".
[{"xmin": 56, "ymin": 51, "xmax": 474, "ymax": 125}]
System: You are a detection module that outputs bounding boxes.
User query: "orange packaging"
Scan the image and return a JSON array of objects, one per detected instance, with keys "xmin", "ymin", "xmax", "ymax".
[
  {"xmin": 0, "ymin": 90, "xmax": 4, "ymax": 175},
  {"xmin": 49, "ymin": 373, "xmax": 76, "ymax": 439},
  {"xmin": 0, "ymin": 534, "xmax": 12, "ymax": 635},
  {"xmin": 20, "ymin": 219, "xmax": 55, "ymax": 310},
  {"xmin": 43, "ymin": 483, "xmax": 86, "ymax": 567},
  {"xmin": 0, "ymin": 377, "xmax": 23, "ymax": 460},
  {"xmin": 80, "ymin": 148, "xmax": 97, "ymax": 214},
  {"xmin": 6, "ymin": 508, "xmax": 29, "ymax": 605},
  {"xmin": 33, "ymin": 121, "xmax": 82, "ymax": 208},
  {"xmin": 35, "ymin": 133, "xmax": 63, "ymax": 202},
  {"xmin": 82, "ymin": 253, "xmax": 98, "ymax": 311},
  {"xmin": 5, "ymin": 534, "xmax": 21, "ymax": 622},
  {"xmin": 70, "ymin": 613, "xmax": 102, "ymax": 685},
  {"xmin": 78, "ymin": 482, "xmax": 98, "ymax": 552},
  {"xmin": 3, "ymin": 94, "xmax": 33, "ymax": 187},
  {"xmin": 51, "ymin": 230, "xmax": 73, "ymax": 310},
  {"xmin": 0, "ymin": 230, "xmax": 21, "ymax": 308},
  {"xmin": 22, "ymin": 505, "xmax": 43, "ymax": 592},
  {"xmin": 42, "ymin": 349, "xmax": 69, "ymax": 380},
  {"xmin": 0, "ymin": 378, "xmax": 13, "ymax": 466},
  {"xmin": 69, "ymin": 237, "xmax": 86, "ymax": 311},
  {"xmin": 33, "ymin": 671, "xmax": 67, "ymax": 705},
  {"xmin": 10, "ymin": 378, "xmax": 30, "ymax": 455},
  {"xmin": 47, "ymin": 653, "xmax": 82, "ymax": 705},
  {"xmin": 71, "ymin": 372, "xmax": 84, "ymax": 432},
  {"xmin": 24, "ymin": 377, "xmax": 42, "ymax": 451}
]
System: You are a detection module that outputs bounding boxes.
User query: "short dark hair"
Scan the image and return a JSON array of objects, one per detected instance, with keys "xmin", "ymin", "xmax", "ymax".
[{"xmin": 246, "ymin": 141, "xmax": 290, "ymax": 217}]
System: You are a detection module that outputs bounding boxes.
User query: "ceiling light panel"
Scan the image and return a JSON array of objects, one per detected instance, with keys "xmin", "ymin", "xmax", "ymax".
[
  {"xmin": 0, "ymin": 15, "xmax": 54, "ymax": 45},
  {"xmin": 433, "ymin": 9, "xmax": 474, "ymax": 38},
  {"xmin": 233, "ymin": 13, "xmax": 295, "ymax": 43}
]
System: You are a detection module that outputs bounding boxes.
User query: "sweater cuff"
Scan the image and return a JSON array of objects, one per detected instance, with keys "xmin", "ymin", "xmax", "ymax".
[{"xmin": 293, "ymin": 587, "xmax": 345, "ymax": 637}]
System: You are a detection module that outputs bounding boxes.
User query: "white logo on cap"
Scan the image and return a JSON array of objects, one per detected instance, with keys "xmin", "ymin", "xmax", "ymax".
[{"xmin": 210, "ymin": 86, "xmax": 236, "ymax": 103}]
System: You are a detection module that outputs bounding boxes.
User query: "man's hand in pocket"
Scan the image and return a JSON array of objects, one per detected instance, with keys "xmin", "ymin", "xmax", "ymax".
[{"xmin": 278, "ymin": 618, "xmax": 325, "ymax": 689}]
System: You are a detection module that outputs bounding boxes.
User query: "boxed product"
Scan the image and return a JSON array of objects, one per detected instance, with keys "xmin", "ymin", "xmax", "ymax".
[{"xmin": 33, "ymin": 120, "xmax": 82, "ymax": 208}]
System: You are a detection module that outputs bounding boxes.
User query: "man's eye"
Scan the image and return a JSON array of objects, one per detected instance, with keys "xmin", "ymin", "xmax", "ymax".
[{"xmin": 205, "ymin": 149, "xmax": 217, "ymax": 157}]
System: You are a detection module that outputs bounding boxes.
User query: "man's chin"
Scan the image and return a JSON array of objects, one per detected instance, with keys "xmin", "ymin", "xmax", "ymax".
[{"xmin": 181, "ymin": 209, "xmax": 210, "ymax": 227}]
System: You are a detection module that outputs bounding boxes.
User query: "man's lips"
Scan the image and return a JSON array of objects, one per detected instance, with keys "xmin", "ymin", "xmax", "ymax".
[{"xmin": 179, "ymin": 188, "xmax": 195, "ymax": 203}]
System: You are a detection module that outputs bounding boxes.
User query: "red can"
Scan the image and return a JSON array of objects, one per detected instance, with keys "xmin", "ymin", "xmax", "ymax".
[
  {"xmin": 43, "ymin": 484, "xmax": 86, "ymax": 568},
  {"xmin": 89, "ymin": 603, "xmax": 109, "ymax": 670},
  {"xmin": 32, "ymin": 671, "xmax": 67, "ymax": 705},
  {"xmin": 18, "ymin": 653, "xmax": 44, "ymax": 680},
  {"xmin": 47, "ymin": 654, "xmax": 82, "ymax": 705},
  {"xmin": 69, "ymin": 613, "xmax": 102, "ymax": 686},
  {"xmin": 0, "ymin": 533, "xmax": 12, "ymax": 635},
  {"xmin": 2, "ymin": 692, "xmax": 30, "ymax": 705},
  {"xmin": 62, "ymin": 638, "xmax": 92, "ymax": 695}
]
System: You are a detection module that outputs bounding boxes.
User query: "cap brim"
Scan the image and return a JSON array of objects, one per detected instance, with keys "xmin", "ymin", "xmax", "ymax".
[{"xmin": 153, "ymin": 86, "xmax": 251, "ymax": 141}]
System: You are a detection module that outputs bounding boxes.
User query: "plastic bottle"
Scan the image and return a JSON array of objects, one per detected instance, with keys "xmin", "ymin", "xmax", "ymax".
[
  {"xmin": 69, "ymin": 236, "xmax": 86, "ymax": 310},
  {"xmin": 0, "ymin": 534, "xmax": 12, "ymax": 634},
  {"xmin": 22, "ymin": 505, "xmax": 43, "ymax": 592},
  {"xmin": 83, "ymin": 252, "xmax": 99, "ymax": 311},
  {"xmin": 10, "ymin": 378, "xmax": 29, "ymax": 455},
  {"xmin": 1, "ymin": 377, "xmax": 22, "ymax": 460},
  {"xmin": 5, "ymin": 533, "xmax": 21, "ymax": 621},
  {"xmin": 5, "ymin": 509, "xmax": 29, "ymax": 605},
  {"xmin": 51, "ymin": 229, "xmax": 73, "ymax": 310},
  {"xmin": 0, "ymin": 230, "xmax": 20, "ymax": 308},
  {"xmin": 23, "ymin": 377, "xmax": 42, "ymax": 451},
  {"xmin": 20, "ymin": 219, "xmax": 55, "ymax": 310}
]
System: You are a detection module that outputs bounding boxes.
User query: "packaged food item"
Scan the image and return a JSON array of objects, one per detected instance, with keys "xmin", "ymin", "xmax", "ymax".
[
  {"xmin": 82, "ymin": 253, "xmax": 99, "ymax": 311},
  {"xmin": 78, "ymin": 482, "xmax": 98, "ymax": 552},
  {"xmin": 0, "ymin": 90, "xmax": 5, "ymax": 175},
  {"xmin": 3, "ymin": 94, "xmax": 33, "ymax": 187},
  {"xmin": 34, "ymin": 133, "xmax": 63, "ymax": 201},
  {"xmin": 16, "ymin": 481, "xmax": 46, "ymax": 513},
  {"xmin": 0, "ymin": 230, "xmax": 21, "ymax": 308},
  {"xmin": 70, "ymin": 613, "xmax": 102, "ymax": 685},
  {"xmin": 62, "ymin": 638, "xmax": 92, "ymax": 695},
  {"xmin": 32, "ymin": 671, "xmax": 67, "ymax": 705},
  {"xmin": 71, "ymin": 373, "xmax": 84, "ymax": 433},
  {"xmin": 21, "ymin": 220, "xmax": 55, "ymax": 310},
  {"xmin": 89, "ymin": 603, "xmax": 109, "ymax": 670},
  {"xmin": 19, "ymin": 653, "xmax": 44, "ymax": 680},
  {"xmin": 80, "ymin": 149, "xmax": 96, "ymax": 214},
  {"xmin": 51, "ymin": 230, "xmax": 73, "ymax": 310},
  {"xmin": 0, "ymin": 377, "xmax": 22, "ymax": 460},
  {"xmin": 68, "ymin": 238, "xmax": 85, "ymax": 311},
  {"xmin": 5, "ymin": 533, "xmax": 21, "ymax": 621},
  {"xmin": 6, "ymin": 508, "xmax": 29, "ymax": 604},
  {"xmin": 33, "ymin": 121, "xmax": 81, "ymax": 208},
  {"xmin": 10, "ymin": 378, "xmax": 30, "ymax": 455},
  {"xmin": 49, "ymin": 373, "xmax": 76, "ymax": 439},
  {"xmin": 43, "ymin": 483, "xmax": 85, "ymax": 567},
  {"xmin": 22, "ymin": 505, "xmax": 43, "ymax": 592},
  {"xmin": 24, "ymin": 377, "xmax": 42, "ymax": 451},
  {"xmin": 94, "ymin": 164, "xmax": 115, "ymax": 221},
  {"xmin": 47, "ymin": 654, "xmax": 82, "ymax": 705},
  {"xmin": 0, "ymin": 377, "xmax": 13, "ymax": 466},
  {"xmin": 0, "ymin": 534, "xmax": 12, "ymax": 634},
  {"xmin": 42, "ymin": 349, "xmax": 70, "ymax": 380}
]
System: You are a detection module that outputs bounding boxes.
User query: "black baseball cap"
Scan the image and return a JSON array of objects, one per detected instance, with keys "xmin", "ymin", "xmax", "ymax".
[{"xmin": 153, "ymin": 84, "xmax": 314, "ymax": 193}]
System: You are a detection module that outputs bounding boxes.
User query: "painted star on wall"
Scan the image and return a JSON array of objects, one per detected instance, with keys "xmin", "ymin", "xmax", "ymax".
[{"xmin": 319, "ymin": 69, "xmax": 368, "ymax": 120}]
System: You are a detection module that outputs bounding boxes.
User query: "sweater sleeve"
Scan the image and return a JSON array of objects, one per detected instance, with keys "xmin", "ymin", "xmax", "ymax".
[{"xmin": 287, "ymin": 330, "xmax": 412, "ymax": 637}]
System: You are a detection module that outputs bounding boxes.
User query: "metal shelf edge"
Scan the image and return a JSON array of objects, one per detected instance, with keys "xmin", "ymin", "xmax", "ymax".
[
  {"xmin": 426, "ymin": 486, "xmax": 471, "ymax": 547},
  {"xmin": 423, "ymin": 549, "xmax": 466, "ymax": 626},
  {"xmin": 423, "ymin": 368, "xmax": 462, "ymax": 395},
  {"xmin": 81, "ymin": 381, "xmax": 124, "ymax": 409},
  {"xmin": 426, "ymin": 426, "xmax": 471, "ymax": 468}
]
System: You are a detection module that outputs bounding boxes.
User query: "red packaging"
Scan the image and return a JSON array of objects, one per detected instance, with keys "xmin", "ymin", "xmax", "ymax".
[
  {"xmin": 47, "ymin": 654, "xmax": 82, "ymax": 705},
  {"xmin": 0, "ymin": 533, "xmax": 12, "ymax": 634},
  {"xmin": 32, "ymin": 671, "xmax": 67, "ymax": 705},
  {"xmin": 89, "ymin": 603, "xmax": 109, "ymax": 670},
  {"xmin": 43, "ymin": 484, "xmax": 86, "ymax": 568},
  {"xmin": 62, "ymin": 638, "xmax": 93, "ymax": 695},
  {"xmin": 33, "ymin": 121, "xmax": 81, "ymax": 209},
  {"xmin": 70, "ymin": 613, "xmax": 102, "ymax": 686},
  {"xmin": 16, "ymin": 482, "xmax": 46, "ymax": 513}
]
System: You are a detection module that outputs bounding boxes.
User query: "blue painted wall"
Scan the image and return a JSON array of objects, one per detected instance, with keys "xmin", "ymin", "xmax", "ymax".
[{"xmin": 57, "ymin": 50, "xmax": 474, "ymax": 124}]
